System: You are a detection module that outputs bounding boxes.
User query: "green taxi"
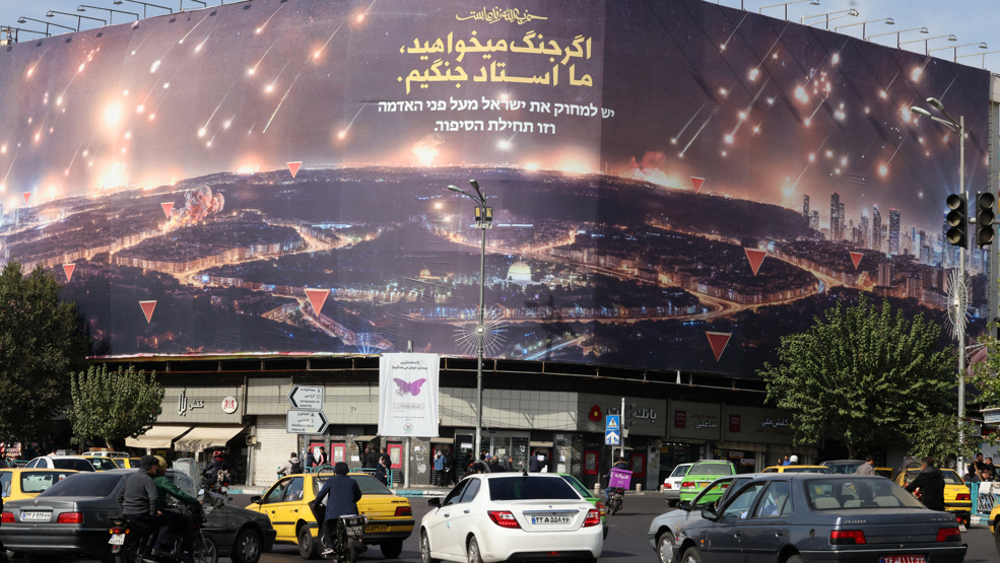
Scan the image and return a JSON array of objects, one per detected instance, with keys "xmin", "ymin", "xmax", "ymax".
[
  {"xmin": 678, "ymin": 460, "xmax": 737, "ymax": 503},
  {"xmin": 557, "ymin": 473, "xmax": 608, "ymax": 539}
]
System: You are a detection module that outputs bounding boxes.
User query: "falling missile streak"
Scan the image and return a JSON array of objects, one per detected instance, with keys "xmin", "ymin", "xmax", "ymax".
[
  {"xmin": 719, "ymin": 11, "xmax": 750, "ymax": 50},
  {"xmin": 1, "ymin": 150, "xmax": 19, "ymax": 188},
  {"xmin": 255, "ymin": 1, "xmax": 287, "ymax": 34},
  {"xmin": 148, "ymin": 63, "xmax": 188, "ymax": 115},
  {"xmin": 790, "ymin": 133, "xmax": 831, "ymax": 190},
  {"xmin": 884, "ymin": 131, "xmax": 911, "ymax": 167},
  {"xmin": 881, "ymin": 70, "xmax": 901, "ymax": 98},
  {"xmin": 262, "ymin": 73, "xmax": 302, "ymax": 133},
  {"xmin": 247, "ymin": 120, "xmax": 257, "ymax": 135},
  {"xmin": 150, "ymin": 15, "xmax": 210, "ymax": 73},
  {"xmin": 126, "ymin": 28, "xmax": 157, "ymax": 59},
  {"xmin": 314, "ymin": 19, "xmax": 347, "ymax": 60},
  {"xmin": 672, "ymin": 102, "xmax": 705, "ymax": 145},
  {"xmin": 248, "ymin": 38, "xmax": 280, "ymax": 75},
  {"xmin": 340, "ymin": 95, "xmax": 373, "ymax": 137},
  {"xmin": 176, "ymin": 14, "xmax": 211, "ymax": 46},
  {"xmin": 194, "ymin": 28, "xmax": 216, "ymax": 53},
  {"xmin": 64, "ymin": 140, "xmax": 86, "ymax": 172},
  {"xmin": 200, "ymin": 77, "xmax": 241, "ymax": 135},
  {"xmin": 680, "ymin": 107, "xmax": 719, "ymax": 158},
  {"xmin": 938, "ymin": 75, "xmax": 958, "ymax": 102},
  {"xmin": 727, "ymin": 78, "xmax": 771, "ymax": 140},
  {"xmin": 266, "ymin": 60, "xmax": 292, "ymax": 91}
]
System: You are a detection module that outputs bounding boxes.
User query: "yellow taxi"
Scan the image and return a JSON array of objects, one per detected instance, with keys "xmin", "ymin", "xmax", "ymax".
[
  {"xmin": 246, "ymin": 472, "xmax": 413, "ymax": 559},
  {"xmin": 761, "ymin": 465, "xmax": 834, "ymax": 474},
  {"xmin": 894, "ymin": 465, "xmax": 971, "ymax": 525},
  {"xmin": 989, "ymin": 499, "xmax": 999, "ymax": 552},
  {"xmin": 0, "ymin": 468, "xmax": 77, "ymax": 501},
  {"xmin": 112, "ymin": 457, "xmax": 143, "ymax": 469}
]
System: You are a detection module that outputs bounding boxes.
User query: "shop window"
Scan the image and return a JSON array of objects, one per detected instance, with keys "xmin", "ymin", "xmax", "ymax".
[
  {"xmin": 331, "ymin": 443, "xmax": 346, "ymax": 464},
  {"xmin": 630, "ymin": 453, "xmax": 645, "ymax": 477},
  {"xmin": 583, "ymin": 450, "xmax": 599, "ymax": 476}
]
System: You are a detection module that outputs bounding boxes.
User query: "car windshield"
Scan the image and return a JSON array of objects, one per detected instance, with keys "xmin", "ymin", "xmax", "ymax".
[
  {"xmin": 488, "ymin": 476, "xmax": 580, "ymax": 501},
  {"xmin": 783, "ymin": 467, "xmax": 832, "ymax": 474},
  {"xmin": 558, "ymin": 475, "xmax": 595, "ymax": 499},
  {"xmin": 20, "ymin": 471, "xmax": 74, "ymax": 494},
  {"xmin": 670, "ymin": 465, "xmax": 691, "ymax": 478},
  {"xmin": 824, "ymin": 463, "xmax": 862, "ymax": 474},
  {"xmin": 314, "ymin": 474, "xmax": 393, "ymax": 495},
  {"xmin": 689, "ymin": 462, "xmax": 732, "ymax": 476},
  {"xmin": 805, "ymin": 478, "xmax": 925, "ymax": 510},
  {"xmin": 51, "ymin": 459, "xmax": 94, "ymax": 472},
  {"xmin": 90, "ymin": 458, "xmax": 119, "ymax": 471},
  {"xmin": 904, "ymin": 470, "xmax": 964, "ymax": 485},
  {"xmin": 39, "ymin": 473, "xmax": 123, "ymax": 498}
]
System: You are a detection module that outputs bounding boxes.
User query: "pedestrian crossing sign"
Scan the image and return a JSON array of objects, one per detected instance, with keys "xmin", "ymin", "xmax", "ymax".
[{"xmin": 606, "ymin": 415, "xmax": 620, "ymax": 431}]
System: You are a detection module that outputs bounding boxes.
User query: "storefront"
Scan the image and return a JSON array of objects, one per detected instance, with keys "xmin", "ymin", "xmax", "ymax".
[
  {"xmin": 577, "ymin": 394, "xmax": 666, "ymax": 491},
  {"xmin": 666, "ymin": 400, "xmax": 722, "ymax": 477},
  {"xmin": 720, "ymin": 404, "xmax": 815, "ymax": 469}
]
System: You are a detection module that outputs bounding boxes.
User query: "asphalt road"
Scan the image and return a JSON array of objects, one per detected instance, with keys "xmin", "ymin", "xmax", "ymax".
[{"xmin": 227, "ymin": 493, "xmax": 999, "ymax": 563}]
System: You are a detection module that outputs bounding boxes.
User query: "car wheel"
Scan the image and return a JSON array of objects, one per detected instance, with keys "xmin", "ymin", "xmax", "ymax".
[
  {"xmin": 467, "ymin": 537, "xmax": 483, "ymax": 563},
  {"xmin": 785, "ymin": 555, "xmax": 803, "ymax": 563},
  {"xmin": 680, "ymin": 546, "xmax": 702, "ymax": 563},
  {"xmin": 420, "ymin": 530, "xmax": 439, "ymax": 563},
  {"xmin": 657, "ymin": 531, "xmax": 675, "ymax": 563},
  {"xmin": 995, "ymin": 524, "xmax": 1000, "ymax": 554},
  {"xmin": 380, "ymin": 539, "xmax": 403, "ymax": 559},
  {"xmin": 232, "ymin": 527, "xmax": 262, "ymax": 563},
  {"xmin": 298, "ymin": 525, "xmax": 319, "ymax": 560},
  {"xmin": 667, "ymin": 500, "xmax": 677, "ymax": 507}
]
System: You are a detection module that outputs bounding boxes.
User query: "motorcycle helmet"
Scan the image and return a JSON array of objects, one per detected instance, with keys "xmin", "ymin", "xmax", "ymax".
[
  {"xmin": 154, "ymin": 455, "xmax": 168, "ymax": 475},
  {"xmin": 789, "ymin": 455, "xmax": 799, "ymax": 464}
]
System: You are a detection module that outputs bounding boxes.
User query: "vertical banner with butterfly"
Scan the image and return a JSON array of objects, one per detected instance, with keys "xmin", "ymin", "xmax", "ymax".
[{"xmin": 378, "ymin": 353, "xmax": 441, "ymax": 437}]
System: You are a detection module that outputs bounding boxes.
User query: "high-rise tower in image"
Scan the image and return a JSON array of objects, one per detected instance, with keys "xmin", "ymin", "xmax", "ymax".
[
  {"xmin": 803, "ymin": 195, "xmax": 810, "ymax": 220},
  {"xmin": 830, "ymin": 193, "xmax": 841, "ymax": 241},
  {"xmin": 860, "ymin": 214, "xmax": 869, "ymax": 247},
  {"xmin": 889, "ymin": 209, "xmax": 900, "ymax": 255},
  {"xmin": 872, "ymin": 206, "xmax": 882, "ymax": 251}
]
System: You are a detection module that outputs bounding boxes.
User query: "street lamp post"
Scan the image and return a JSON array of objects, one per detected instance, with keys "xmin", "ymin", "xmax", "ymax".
[
  {"xmin": 446, "ymin": 180, "xmax": 493, "ymax": 460},
  {"xmin": 759, "ymin": 0, "xmax": 820, "ymax": 21},
  {"xmin": 900, "ymin": 33, "xmax": 957, "ymax": 55},
  {"xmin": 957, "ymin": 49, "xmax": 1000, "ymax": 69},
  {"xmin": 929, "ymin": 41, "xmax": 988, "ymax": 63},
  {"xmin": 835, "ymin": 17, "xmax": 894, "ymax": 41},
  {"xmin": 78, "ymin": 5, "xmax": 140, "ymax": 24},
  {"xmin": 179, "ymin": 0, "xmax": 207, "ymax": 11},
  {"xmin": 16, "ymin": 16, "xmax": 74, "ymax": 36},
  {"xmin": 867, "ymin": 26, "xmax": 928, "ymax": 49},
  {"xmin": 800, "ymin": 8, "xmax": 858, "ymax": 29},
  {"xmin": 113, "ymin": 0, "xmax": 173, "ymax": 19},
  {"xmin": 910, "ymin": 97, "xmax": 967, "ymax": 477},
  {"xmin": 46, "ymin": 10, "xmax": 106, "ymax": 32}
]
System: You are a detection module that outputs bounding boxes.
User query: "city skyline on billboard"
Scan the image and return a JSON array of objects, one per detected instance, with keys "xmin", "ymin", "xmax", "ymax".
[{"xmin": 0, "ymin": 0, "xmax": 990, "ymax": 378}]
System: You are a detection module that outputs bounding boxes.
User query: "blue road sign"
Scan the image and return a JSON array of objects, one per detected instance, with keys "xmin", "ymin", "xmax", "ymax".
[
  {"xmin": 606, "ymin": 415, "xmax": 620, "ymax": 431},
  {"xmin": 605, "ymin": 430, "xmax": 621, "ymax": 445}
]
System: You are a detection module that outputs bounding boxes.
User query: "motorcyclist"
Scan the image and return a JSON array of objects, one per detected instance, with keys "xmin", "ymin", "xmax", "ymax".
[
  {"xmin": 605, "ymin": 458, "xmax": 628, "ymax": 502},
  {"xmin": 313, "ymin": 462, "xmax": 363, "ymax": 557},
  {"xmin": 152, "ymin": 456, "xmax": 200, "ymax": 563},
  {"xmin": 117, "ymin": 456, "xmax": 168, "ymax": 557},
  {"xmin": 202, "ymin": 451, "xmax": 228, "ymax": 487}
]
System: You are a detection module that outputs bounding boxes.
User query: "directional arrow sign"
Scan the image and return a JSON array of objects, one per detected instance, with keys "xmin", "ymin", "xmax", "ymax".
[
  {"xmin": 287, "ymin": 385, "xmax": 324, "ymax": 411},
  {"xmin": 605, "ymin": 430, "xmax": 620, "ymax": 446},
  {"xmin": 286, "ymin": 410, "xmax": 329, "ymax": 434}
]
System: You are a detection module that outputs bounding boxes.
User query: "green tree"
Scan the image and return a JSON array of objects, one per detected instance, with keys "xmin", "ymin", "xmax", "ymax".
[
  {"xmin": 67, "ymin": 364, "xmax": 164, "ymax": 449},
  {"xmin": 758, "ymin": 297, "xmax": 957, "ymax": 458},
  {"xmin": 0, "ymin": 260, "xmax": 90, "ymax": 444}
]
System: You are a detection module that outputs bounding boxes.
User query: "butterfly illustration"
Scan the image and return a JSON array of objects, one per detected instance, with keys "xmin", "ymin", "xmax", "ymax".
[{"xmin": 393, "ymin": 378, "xmax": 427, "ymax": 397}]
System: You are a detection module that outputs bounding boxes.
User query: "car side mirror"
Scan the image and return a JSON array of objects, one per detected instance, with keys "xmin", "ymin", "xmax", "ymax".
[
  {"xmin": 250, "ymin": 495, "xmax": 262, "ymax": 504},
  {"xmin": 700, "ymin": 509, "xmax": 718, "ymax": 521},
  {"xmin": 427, "ymin": 497, "xmax": 441, "ymax": 508},
  {"xmin": 679, "ymin": 501, "xmax": 690, "ymax": 511}
]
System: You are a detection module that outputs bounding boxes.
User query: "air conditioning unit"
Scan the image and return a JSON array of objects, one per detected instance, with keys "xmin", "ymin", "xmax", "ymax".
[{"xmin": 246, "ymin": 435, "xmax": 257, "ymax": 446}]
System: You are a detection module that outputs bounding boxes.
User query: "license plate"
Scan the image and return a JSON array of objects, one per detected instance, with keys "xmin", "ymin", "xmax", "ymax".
[
  {"xmin": 109, "ymin": 534, "xmax": 126, "ymax": 546},
  {"xmin": 880, "ymin": 556, "xmax": 926, "ymax": 563},
  {"xmin": 531, "ymin": 515, "xmax": 571, "ymax": 525},
  {"xmin": 366, "ymin": 525, "xmax": 387, "ymax": 533},
  {"xmin": 20, "ymin": 512, "xmax": 49, "ymax": 521}
]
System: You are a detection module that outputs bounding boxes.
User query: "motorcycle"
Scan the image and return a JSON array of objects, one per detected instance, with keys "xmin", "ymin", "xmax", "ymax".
[
  {"xmin": 320, "ymin": 515, "xmax": 368, "ymax": 563},
  {"xmin": 606, "ymin": 487, "xmax": 624, "ymax": 515},
  {"xmin": 109, "ymin": 496, "xmax": 217, "ymax": 563}
]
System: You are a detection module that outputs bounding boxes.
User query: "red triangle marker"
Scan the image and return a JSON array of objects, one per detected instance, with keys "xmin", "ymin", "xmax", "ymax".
[
  {"xmin": 691, "ymin": 176, "xmax": 705, "ymax": 194},
  {"xmin": 744, "ymin": 248, "xmax": 766, "ymax": 276},
  {"xmin": 305, "ymin": 288, "xmax": 330, "ymax": 314},
  {"xmin": 705, "ymin": 331, "xmax": 732, "ymax": 362},
  {"xmin": 287, "ymin": 161, "xmax": 302, "ymax": 179},
  {"xmin": 161, "ymin": 202, "xmax": 174, "ymax": 219},
  {"xmin": 62, "ymin": 263, "xmax": 76, "ymax": 283},
  {"xmin": 850, "ymin": 251, "xmax": 863, "ymax": 270},
  {"xmin": 139, "ymin": 300, "xmax": 158, "ymax": 324},
  {"xmin": 22, "ymin": 192, "xmax": 30, "ymax": 204}
]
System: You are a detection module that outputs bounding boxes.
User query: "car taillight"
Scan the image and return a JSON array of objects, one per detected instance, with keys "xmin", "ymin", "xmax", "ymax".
[
  {"xmin": 394, "ymin": 506, "xmax": 412, "ymax": 517},
  {"xmin": 487, "ymin": 511, "xmax": 521, "ymax": 529},
  {"xmin": 664, "ymin": 483, "xmax": 672, "ymax": 489},
  {"xmin": 57, "ymin": 512, "xmax": 82, "ymax": 524},
  {"xmin": 681, "ymin": 482, "xmax": 695, "ymax": 488},
  {"xmin": 830, "ymin": 530, "xmax": 866, "ymax": 545},
  {"xmin": 583, "ymin": 509, "xmax": 601, "ymax": 527},
  {"xmin": 1, "ymin": 512, "xmax": 14, "ymax": 523},
  {"xmin": 595, "ymin": 501, "xmax": 606, "ymax": 518},
  {"xmin": 955, "ymin": 493, "xmax": 970, "ymax": 501},
  {"xmin": 936, "ymin": 527, "xmax": 961, "ymax": 542}
]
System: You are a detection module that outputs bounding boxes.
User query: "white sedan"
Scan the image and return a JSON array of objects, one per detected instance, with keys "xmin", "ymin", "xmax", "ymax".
[{"xmin": 419, "ymin": 473, "xmax": 603, "ymax": 563}]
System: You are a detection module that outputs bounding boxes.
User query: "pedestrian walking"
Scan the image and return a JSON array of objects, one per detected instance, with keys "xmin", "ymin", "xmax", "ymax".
[
  {"xmin": 433, "ymin": 450, "xmax": 445, "ymax": 486},
  {"xmin": 904, "ymin": 456, "xmax": 945, "ymax": 511},
  {"xmin": 855, "ymin": 455, "xmax": 876, "ymax": 475}
]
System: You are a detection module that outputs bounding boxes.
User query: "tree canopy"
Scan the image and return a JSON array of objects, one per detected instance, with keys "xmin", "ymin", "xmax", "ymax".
[
  {"xmin": 68, "ymin": 364, "xmax": 164, "ymax": 450},
  {"xmin": 758, "ymin": 297, "xmax": 957, "ymax": 458},
  {"xmin": 0, "ymin": 261, "xmax": 90, "ymax": 444}
]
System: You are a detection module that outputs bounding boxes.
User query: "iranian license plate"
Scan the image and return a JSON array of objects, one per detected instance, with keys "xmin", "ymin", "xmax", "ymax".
[
  {"xmin": 880, "ymin": 556, "xmax": 926, "ymax": 563},
  {"xmin": 531, "ymin": 515, "xmax": 571, "ymax": 525},
  {"xmin": 20, "ymin": 512, "xmax": 49, "ymax": 521},
  {"xmin": 366, "ymin": 525, "xmax": 387, "ymax": 533},
  {"xmin": 109, "ymin": 534, "xmax": 126, "ymax": 546}
]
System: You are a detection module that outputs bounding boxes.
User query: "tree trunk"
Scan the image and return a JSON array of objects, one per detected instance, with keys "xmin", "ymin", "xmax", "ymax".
[{"xmin": 847, "ymin": 443, "xmax": 856, "ymax": 459}]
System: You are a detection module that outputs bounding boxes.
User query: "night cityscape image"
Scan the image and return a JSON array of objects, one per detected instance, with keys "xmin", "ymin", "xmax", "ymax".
[{"xmin": 0, "ymin": 0, "xmax": 990, "ymax": 379}]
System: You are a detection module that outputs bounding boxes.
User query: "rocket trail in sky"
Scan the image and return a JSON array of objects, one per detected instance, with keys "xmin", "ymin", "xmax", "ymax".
[
  {"xmin": 194, "ymin": 28, "xmax": 217, "ymax": 53},
  {"xmin": 727, "ymin": 78, "xmax": 770, "ymax": 140},
  {"xmin": 672, "ymin": 102, "xmax": 705, "ymax": 144},
  {"xmin": 65, "ymin": 140, "xmax": 86, "ymax": 173},
  {"xmin": 1, "ymin": 149, "xmax": 19, "ymax": 189},
  {"xmin": 249, "ymin": 38, "xmax": 280, "ymax": 75},
  {"xmin": 256, "ymin": 1, "xmax": 287, "ymax": 34},
  {"xmin": 680, "ymin": 108, "xmax": 718, "ymax": 158},
  {"xmin": 176, "ymin": 14, "xmax": 211, "ymax": 46},
  {"xmin": 152, "ymin": 14, "xmax": 210, "ymax": 73},
  {"xmin": 199, "ymin": 77, "xmax": 241, "ymax": 137},
  {"xmin": 790, "ymin": 133, "xmax": 831, "ymax": 190},
  {"xmin": 720, "ymin": 11, "xmax": 749, "ymax": 50},
  {"xmin": 314, "ymin": 19, "xmax": 348, "ymax": 60},
  {"xmin": 339, "ymin": 95, "xmax": 373, "ymax": 138},
  {"xmin": 266, "ymin": 60, "xmax": 292, "ymax": 92},
  {"xmin": 263, "ymin": 73, "xmax": 302, "ymax": 133}
]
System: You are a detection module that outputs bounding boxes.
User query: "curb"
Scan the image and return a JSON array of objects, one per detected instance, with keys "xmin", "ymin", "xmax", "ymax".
[{"xmin": 394, "ymin": 490, "xmax": 447, "ymax": 497}]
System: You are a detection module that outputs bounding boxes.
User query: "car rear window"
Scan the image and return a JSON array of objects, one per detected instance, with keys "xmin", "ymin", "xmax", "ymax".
[
  {"xmin": 21, "ymin": 472, "xmax": 74, "ymax": 494},
  {"xmin": 805, "ymin": 478, "xmax": 925, "ymax": 510},
  {"xmin": 689, "ymin": 462, "xmax": 733, "ymax": 476},
  {"xmin": 90, "ymin": 458, "xmax": 119, "ymax": 471},
  {"xmin": 783, "ymin": 467, "xmax": 832, "ymax": 474},
  {"xmin": 488, "ymin": 476, "xmax": 580, "ymax": 501},
  {"xmin": 559, "ymin": 475, "xmax": 595, "ymax": 499},
  {"xmin": 670, "ymin": 465, "xmax": 691, "ymax": 478},
  {"xmin": 39, "ymin": 473, "xmax": 123, "ymax": 498},
  {"xmin": 52, "ymin": 459, "xmax": 95, "ymax": 472},
  {"xmin": 825, "ymin": 463, "xmax": 861, "ymax": 474},
  {"xmin": 314, "ymin": 474, "xmax": 393, "ymax": 495}
]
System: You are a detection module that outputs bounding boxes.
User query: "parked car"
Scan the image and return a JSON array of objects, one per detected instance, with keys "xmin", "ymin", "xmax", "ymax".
[
  {"xmin": 678, "ymin": 461, "xmax": 736, "ymax": 504},
  {"xmin": 245, "ymin": 471, "xmax": 413, "ymax": 559},
  {"xmin": 0, "ymin": 469, "xmax": 275, "ymax": 563},
  {"xmin": 819, "ymin": 459, "xmax": 865, "ymax": 474},
  {"xmin": 673, "ymin": 474, "xmax": 966, "ymax": 563},
  {"xmin": 988, "ymin": 490, "xmax": 1000, "ymax": 554},
  {"xmin": 0, "ymin": 469, "xmax": 77, "ymax": 502},
  {"xmin": 87, "ymin": 458, "xmax": 119, "ymax": 472},
  {"xmin": 419, "ymin": 473, "xmax": 602, "ymax": 563},
  {"xmin": 894, "ymin": 464, "xmax": 971, "ymax": 525},
  {"xmin": 112, "ymin": 457, "xmax": 143, "ymax": 469},
  {"xmin": 761, "ymin": 464, "xmax": 833, "ymax": 474},
  {"xmin": 648, "ymin": 473, "xmax": 761, "ymax": 563},
  {"xmin": 23, "ymin": 456, "xmax": 94, "ymax": 472},
  {"xmin": 662, "ymin": 463, "xmax": 694, "ymax": 506},
  {"xmin": 556, "ymin": 473, "xmax": 608, "ymax": 539},
  {"xmin": 81, "ymin": 451, "xmax": 129, "ymax": 459}
]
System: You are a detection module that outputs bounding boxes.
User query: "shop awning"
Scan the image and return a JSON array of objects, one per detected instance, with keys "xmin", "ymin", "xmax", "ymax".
[
  {"xmin": 174, "ymin": 426, "xmax": 245, "ymax": 452},
  {"xmin": 126, "ymin": 426, "xmax": 192, "ymax": 449},
  {"xmin": 353, "ymin": 435, "xmax": 379, "ymax": 442},
  {"xmin": 529, "ymin": 441, "xmax": 554, "ymax": 448},
  {"xmin": 430, "ymin": 438, "xmax": 454, "ymax": 444}
]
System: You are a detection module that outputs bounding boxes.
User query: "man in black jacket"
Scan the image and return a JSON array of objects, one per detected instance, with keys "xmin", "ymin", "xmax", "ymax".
[
  {"xmin": 314, "ymin": 462, "xmax": 364, "ymax": 556},
  {"xmin": 904, "ymin": 456, "xmax": 946, "ymax": 511},
  {"xmin": 117, "ymin": 456, "xmax": 170, "ymax": 557}
]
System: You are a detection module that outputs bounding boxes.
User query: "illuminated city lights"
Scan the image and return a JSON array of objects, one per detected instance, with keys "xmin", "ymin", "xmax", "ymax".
[{"xmin": 748, "ymin": 68, "xmax": 759, "ymax": 81}]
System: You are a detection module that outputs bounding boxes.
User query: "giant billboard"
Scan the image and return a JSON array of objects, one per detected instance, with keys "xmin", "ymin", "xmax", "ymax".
[{"xmin": 0, "ymin": 0, "xmax": 989, "ymax": 377}]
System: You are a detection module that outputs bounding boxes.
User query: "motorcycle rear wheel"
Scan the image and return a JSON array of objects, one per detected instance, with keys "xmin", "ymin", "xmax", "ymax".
[{"xmin": 193, "ymin": 536, "xmax": 218, "ymax": 563}]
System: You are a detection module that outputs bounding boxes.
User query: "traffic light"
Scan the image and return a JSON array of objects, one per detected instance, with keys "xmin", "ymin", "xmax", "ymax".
[
  {"xmin": 945, "ymin": 194, "xmax": 967, "ymax": 248},
  {"xmin": 975, "ymin": 191, "xmax": 995, "ymax": 246}
]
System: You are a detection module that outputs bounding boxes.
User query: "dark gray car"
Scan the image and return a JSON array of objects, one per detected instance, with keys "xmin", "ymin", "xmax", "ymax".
[
  {"xmin": 0, "ymin": 470, "xmax": 275, "ymax": 563},
  {"xmin": 673, "ymin": 474, "xmax": 967, "ymax": 563}
]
